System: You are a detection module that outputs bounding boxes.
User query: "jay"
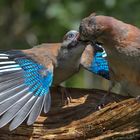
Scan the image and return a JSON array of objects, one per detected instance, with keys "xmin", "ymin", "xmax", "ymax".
[
  {"xmin": 0, "ymin": 30, "xmax": 109, "ymax": 130},
  {"xmin": 0, "ymin": 30, "xmax": 85, "ymax": 130},
  {"xmin": 80, "ymin": 14, "xmax": 140, "ymax": 98}
]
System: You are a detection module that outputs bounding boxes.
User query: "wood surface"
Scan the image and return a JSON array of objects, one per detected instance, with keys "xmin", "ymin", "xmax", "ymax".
[{"xmin": 0, "ymin": 87, "xmax": 140, "ymax": 140}]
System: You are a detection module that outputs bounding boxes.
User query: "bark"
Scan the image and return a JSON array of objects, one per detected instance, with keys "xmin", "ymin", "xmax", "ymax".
[{"xmin": 0, "ymin": 87, "xmax": 140, "ymax": 140}]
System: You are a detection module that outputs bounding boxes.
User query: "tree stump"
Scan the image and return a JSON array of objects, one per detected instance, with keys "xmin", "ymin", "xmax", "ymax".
[{"xmin": 0, "ymin": 87, "xmax": 140, "ymax": 140}]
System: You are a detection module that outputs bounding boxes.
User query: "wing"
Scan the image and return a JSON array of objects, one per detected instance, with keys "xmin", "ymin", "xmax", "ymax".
[
  {"xmin": 89, "ymin": 49, "xmax": 110, "ymax": 80},
  {"xmin": 0, "ymin": 51, "xmax": 53, "ymax": 130},
  {"xmin": 81, "ymin": 44, "xmax": 110, "ymax": 80}
]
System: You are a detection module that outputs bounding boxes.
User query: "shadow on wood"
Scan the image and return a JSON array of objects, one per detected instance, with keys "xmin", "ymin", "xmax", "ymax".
[{"xmin": 0, "ymin": 87, "xmax": 140, "ymax": 140}]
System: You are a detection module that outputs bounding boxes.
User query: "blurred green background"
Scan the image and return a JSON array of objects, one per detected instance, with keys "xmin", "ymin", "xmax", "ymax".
[{"xmin": 0, "ymin": 0, "xmax": 140, "ymax": 90}]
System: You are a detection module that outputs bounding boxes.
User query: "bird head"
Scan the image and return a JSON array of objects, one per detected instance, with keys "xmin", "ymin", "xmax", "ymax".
[
  {"xmin": 60, "ymin": 30, "xmax": 87, "ymax": 57},
  {"xmin": 62, "ymin": 30, "xmax": 80, "ymax": 49},
  {"xmin": 79, "ymin": 14, "xmax": 112, "ymax": 43}
]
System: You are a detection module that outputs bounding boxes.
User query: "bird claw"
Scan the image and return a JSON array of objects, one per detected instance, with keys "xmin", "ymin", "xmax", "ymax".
[
  {"xmin": 135, "ymin": 96, "xmax": 140, "ymax": 103},
  {"xmin": 96, "ymin": 104, "xmax": 105, "ymax": 110},
  {"xmin": 65, "ymin": 96, "xmax": 72, "ymax": 105},
  {"xmin": 95, "ymin": 93, "xmax": 121, "ymax": 110},
  {"xmin": 95, "ymin": 98, "xmax": 106, "ymax": 110}
]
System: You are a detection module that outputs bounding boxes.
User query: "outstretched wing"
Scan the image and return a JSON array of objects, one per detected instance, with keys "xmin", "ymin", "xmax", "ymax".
[
  {"xmin": 0, "ymin": 51, "xmax": 53, "ymax": 130},
  {"xmin": 81, "ymin": 44, "xmax": 110, "ymax": 80}
]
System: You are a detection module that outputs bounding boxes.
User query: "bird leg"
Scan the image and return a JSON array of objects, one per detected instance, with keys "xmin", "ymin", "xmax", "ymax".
[
  {"xmin": 95, "ymin": 81, "xmax": 116, "ymax": 110},
  {"xmin": 57, "ymin": 86, "xmax": 72, "ymax": 105}
]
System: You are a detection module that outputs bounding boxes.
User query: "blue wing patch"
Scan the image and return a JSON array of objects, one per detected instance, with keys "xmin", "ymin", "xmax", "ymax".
[
  {"xmin": 88, "ymin": 45, "xmax": 110, "ymax": 80},
  {"xmin": 16, "ymin": 58, "xmax": 53, "ymax": 96},
  {"xmin": 0, "ymin": 51, "xmax": 53, "ymax": 130}
]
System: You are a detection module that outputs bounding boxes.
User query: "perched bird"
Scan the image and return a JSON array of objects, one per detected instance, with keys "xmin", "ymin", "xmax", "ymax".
[
  {"xmin": 0, "ymin": 29, "xmax": 110, "ymax": 130},
  {"xmin": 57, "ymin": 31, "xmax": 110, "ymax": 104},
  {"xmin": 59, "ymin": 31, "xmax": 110, "ymax": 106},
  {"xmin": 0, "ymin": 30, "xmax": 87, "ymax": 131},
  {"xmin": 80, "ymin": 14, "xmax": 140, "ymax": 97}
]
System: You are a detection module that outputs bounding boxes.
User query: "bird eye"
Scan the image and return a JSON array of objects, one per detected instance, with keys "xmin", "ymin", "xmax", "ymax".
[
  {"xmin": 67, "ymin": 33, "xmax": 74, "ymax": 39},
  {"xmin": 96, "ymin": 28, "xmax": 100, "ymax": 32}
]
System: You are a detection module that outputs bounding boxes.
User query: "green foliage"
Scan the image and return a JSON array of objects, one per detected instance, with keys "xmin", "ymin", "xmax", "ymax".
[{"xmin": 0, "ymin": 0, "xmax": 140, "ymax": 49}]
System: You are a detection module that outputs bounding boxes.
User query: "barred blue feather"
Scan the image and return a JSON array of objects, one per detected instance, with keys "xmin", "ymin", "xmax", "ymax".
[
  {"xmin": 0, "ymin": 51, "xmax": 53, "ymax": 130},
  {"xmin": 16, "ymin": 58, "xmax": 53, "ymax": 96},
  {"xmin": 88, "ymin": 44, "xmax": 110, "ymax": 80}
]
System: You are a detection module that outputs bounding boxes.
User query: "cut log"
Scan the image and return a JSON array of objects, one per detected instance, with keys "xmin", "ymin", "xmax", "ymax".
[{"xmin": 0, "ymin": 87, "xmax": 140, "ymax": 140}]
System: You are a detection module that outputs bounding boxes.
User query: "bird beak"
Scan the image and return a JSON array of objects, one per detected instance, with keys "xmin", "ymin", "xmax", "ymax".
[{"xmin": 75, "ymin": 32, "xmax": 80, "ymax": 41}]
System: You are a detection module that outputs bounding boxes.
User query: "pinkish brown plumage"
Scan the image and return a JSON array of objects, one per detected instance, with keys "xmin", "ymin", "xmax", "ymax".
[
  {"xmin": 80, "ymin": 44, "xmax": 94, "ymax": 68},
  {"xmin": 80, "ymin": 14, "xmax": 140, "ymax": 97}
]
